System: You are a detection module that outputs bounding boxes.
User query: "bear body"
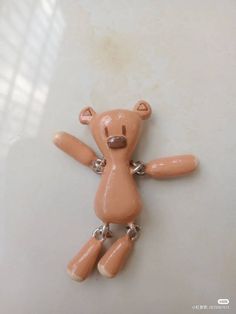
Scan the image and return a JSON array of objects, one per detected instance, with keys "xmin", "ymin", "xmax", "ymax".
[
  {"xmin": 95, "ymin": 160, "xmax": 142, "ymax": 224},
  {"xmin": 87, "ymin": 108, "xmax": 145, "ymax": 224}
]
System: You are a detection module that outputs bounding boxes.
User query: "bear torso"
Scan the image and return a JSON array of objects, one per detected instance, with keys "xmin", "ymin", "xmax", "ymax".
[{"xmin": 94, "ymin": 162, "xmax": 142, "ymax": 224}]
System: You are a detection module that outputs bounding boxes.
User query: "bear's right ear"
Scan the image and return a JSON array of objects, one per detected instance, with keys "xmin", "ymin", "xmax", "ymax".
[
  {"xmin": 133, "ymin": 100, "xmax": 152, "ymax": 120},
  {"xmin": 79, "ymin": 107, "xmax": 96, "ymax": 125}
]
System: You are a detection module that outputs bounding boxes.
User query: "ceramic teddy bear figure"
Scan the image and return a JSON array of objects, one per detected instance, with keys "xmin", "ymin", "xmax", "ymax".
[{"xmin": 54, "ymin": 100, "xmax": 198, "ymax": 281}]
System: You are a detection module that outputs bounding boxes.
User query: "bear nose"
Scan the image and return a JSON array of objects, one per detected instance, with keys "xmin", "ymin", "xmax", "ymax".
[{"xmin": 107, "ymin": 136, "xmax": 127, "ymax": 149}]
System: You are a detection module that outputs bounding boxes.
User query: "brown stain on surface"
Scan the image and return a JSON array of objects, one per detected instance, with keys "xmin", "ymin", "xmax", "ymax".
[{"xmin": 94, "ymin": 32, "xmax": 135, "ymax": 72}]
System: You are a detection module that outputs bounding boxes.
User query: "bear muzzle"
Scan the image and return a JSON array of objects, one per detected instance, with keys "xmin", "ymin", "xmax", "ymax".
[{"xmin": 107, "ymin": 136, "xmax": 127, "ymax": 149}]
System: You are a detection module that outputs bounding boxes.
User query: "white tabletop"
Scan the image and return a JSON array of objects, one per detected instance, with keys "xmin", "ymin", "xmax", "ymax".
[{"xmin": 0, "ymin": 1, "xmax": 235, "ymax": 313}]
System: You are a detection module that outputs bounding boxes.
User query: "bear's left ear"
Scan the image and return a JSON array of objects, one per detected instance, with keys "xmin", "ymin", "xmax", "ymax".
[
  {"xmin": 133, "ymin": 100, "xmax": 152, "ymax": 120},
  {"xmin": 79, "ymin": 106, "xmax": 96, "ymax": 125}
]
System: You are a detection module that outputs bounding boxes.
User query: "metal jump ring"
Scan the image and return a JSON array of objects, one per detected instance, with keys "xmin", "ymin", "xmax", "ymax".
[
  {"xmin": 92, "ymin": 158, "xmax": 106, "ymax": 174},
  {"xmin": 126, "ymin": 224, "xmax": 141, "ymax": 241},
  {"xmin": 131, "ymin": 161, "xmax": 145, "ymax": 175},
  {"xmin": 93, "ymin": 223, "xmax": 112, "ymax": 241}
]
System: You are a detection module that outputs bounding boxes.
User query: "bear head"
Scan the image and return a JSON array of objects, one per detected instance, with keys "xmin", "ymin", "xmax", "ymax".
[{"xmin": 79, "ymin": 100, "xmax": 152, "ymax": 161}]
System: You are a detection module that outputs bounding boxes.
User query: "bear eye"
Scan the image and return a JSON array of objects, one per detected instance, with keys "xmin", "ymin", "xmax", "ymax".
[
  {"xmin": 104, "ymin": 126, "xmax": 109, "ymax": 137},
  {"xmin": 122, "ymin": 125, "xmax": 126, "ymax": 136}
]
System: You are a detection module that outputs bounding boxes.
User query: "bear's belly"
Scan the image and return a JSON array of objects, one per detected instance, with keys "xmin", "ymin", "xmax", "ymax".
[{"xmin": 94, "ymin": 166, "xmax": 142, "ymax": 224}]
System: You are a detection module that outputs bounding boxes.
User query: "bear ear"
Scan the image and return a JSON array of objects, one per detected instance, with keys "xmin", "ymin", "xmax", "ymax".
[
  {"xmin": 79, "ymin": 107, "xmax": 96, "ymax": 124},
  {"xmin": 133, "ymin": 100, "xmax": 152, "ymax": 120}
]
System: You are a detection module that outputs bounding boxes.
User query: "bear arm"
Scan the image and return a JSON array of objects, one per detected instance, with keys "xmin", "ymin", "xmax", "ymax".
[
  {"xmin": 53, "ymin": 132, "xmax": 97, "ymax": 167},
  {"xmin": 145, "ymin": 155, "xmax": 198, "ymax": 179}
]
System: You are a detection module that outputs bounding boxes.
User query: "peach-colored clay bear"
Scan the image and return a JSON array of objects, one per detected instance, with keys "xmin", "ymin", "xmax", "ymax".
[{"xmin": 54, "ymin": 101, "xmax": 198, "ymax": 281}]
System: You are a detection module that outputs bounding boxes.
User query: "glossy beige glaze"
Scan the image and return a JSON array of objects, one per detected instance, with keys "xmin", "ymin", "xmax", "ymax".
[
  {"xmin": 54, "ymin": 132, "xmax": 97, "ymax": 166},
  {"xmin": 97, "ymin": 235, "xmax": 133, "ymax": 278},
  {"xmin": 67, "ymin": 237, "xmax": 102, "ymax": 281},
  {"xmin": 145, "ymin": 155, "xmax": 198, "ymax": 179}
]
